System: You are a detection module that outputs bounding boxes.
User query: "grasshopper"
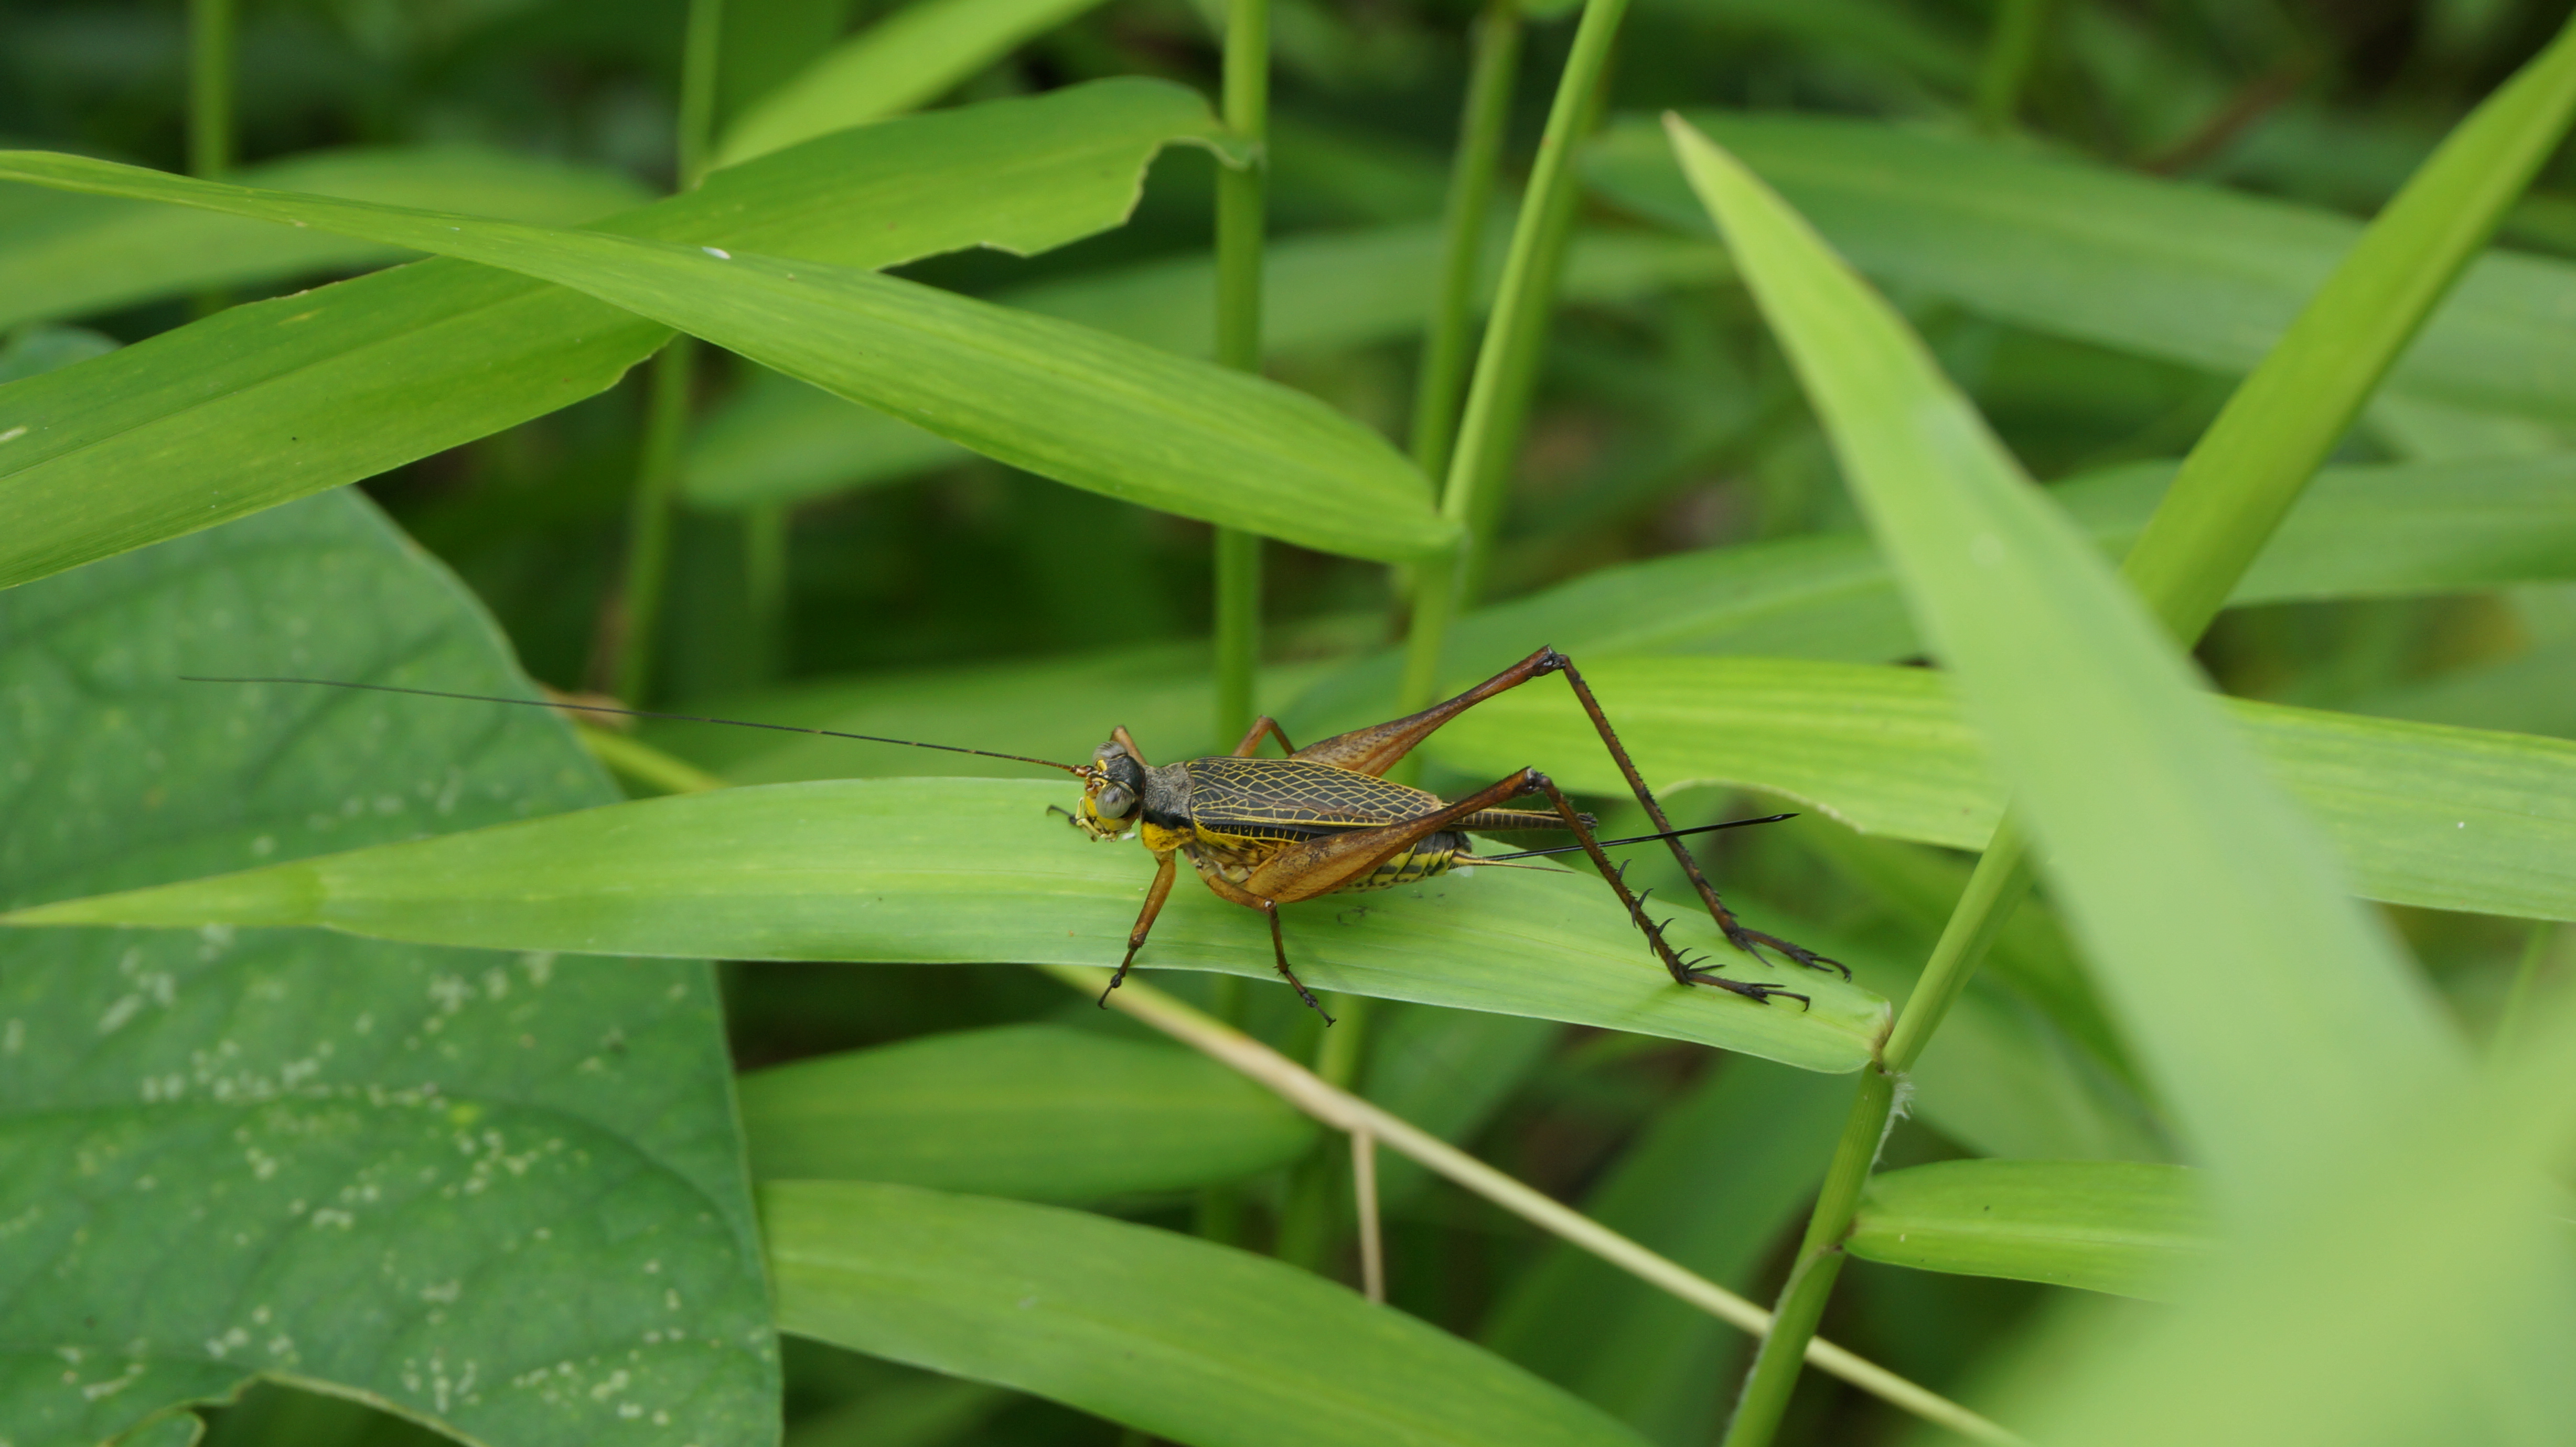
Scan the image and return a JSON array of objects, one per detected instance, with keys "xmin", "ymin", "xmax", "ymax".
[
  {"xmin": 1060, "ymin": 646, "xmax": 1840, "ymax": 1020},
  {"xmin": 191, "ymin": 646, "xmax": 1840, "ymax": 1020}
]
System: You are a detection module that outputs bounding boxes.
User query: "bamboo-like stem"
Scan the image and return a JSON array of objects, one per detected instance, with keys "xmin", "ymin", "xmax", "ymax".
[
  {"xmin": 1351, "ymin": 1127, "xmax": 1384, "ymax": 1304},
  {"xmin": 1029, "ymin": 962, "xmax": 2021, "ymax": 1445},
  {"xmin": 602, "ymin": 0, "xmax": 727, "ymax": 705},
  {"xmin": 1210, "ymin": 0, "xmax": 1270, "ymax": 743},
  {"xmin": 186, "ymin": 0, "xmax": 237, "ymax": 318},
  {"xmin": 743, "ymin": 501, "xmax": 789, "ymax": 686},
  {"xmin": 1971, "ymin": 0, "xmax": 2053, "ymax": 134},
  {"xmin": 677, "ymin": 0, "xmax": 727, "ymax": 191},
  {"xmin": 611, "ymin": 336, "xmax": 699, "ymax": 704},
  {"xmin": 1397, "ymin": 0, "xmax": 1623, "ymax": 715},
  {"xmin": 1409, "ymin": 0, "xmax": 1524, "ymax": 483},
  {"xmin": 2494, "ymin": 922, "xmax": 2565, "ymax": 1057},
  {"xmin": 187, "ymin": 0, "xmax": 235, "ymax": 181},
  {"xmin": 1720, "ymin": 24, "xmax": 2576, "ymax": 1443}
]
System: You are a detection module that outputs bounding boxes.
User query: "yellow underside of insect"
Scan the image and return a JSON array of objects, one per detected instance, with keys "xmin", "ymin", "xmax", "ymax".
[{"xmin": 1142, "ymin": 815, "xmax": 1466, "ymax": 893}]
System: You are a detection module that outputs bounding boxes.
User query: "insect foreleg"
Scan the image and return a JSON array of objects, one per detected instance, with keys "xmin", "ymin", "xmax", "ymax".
[{"xmin": 1100, "ymin": 852, "xmax": 1179, "ymax": 1005}]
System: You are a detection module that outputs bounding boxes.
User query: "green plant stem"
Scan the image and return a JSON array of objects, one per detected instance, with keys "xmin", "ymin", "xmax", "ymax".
[
  {"xmin": 1721, "ymin": 1064, "xmax": 1895, "ymax": 1446},
  {"xmin": 613, "ymin": 336, "xmax": 699, "ymax": 704},
  {"xmin": 606, "ymin": 0, "xmax": 726, "ymax": 704},
  {"xmin": 187, "ymin": 0, "xmax": 235, "ymax": 181},
  {"xmin": 1195, "ymin": 971, "xmax": 1252, "ymax": 1246},
  {"xmin": 186, "ymin": 0, "xmax": 237, "ymax": 318},
  {"xmin": 678, "ymin": 0, "xmax": 728, "ymax": 189},
  {"xmin": 1033, "ymin": 962, "xmax": 2020, "ymax": 1444},
  {"xmin": 1721, "ymin": 833, "xmax": 2028, "ymax": 1447},
  {"xmin": 1719, "ymin": 23, "xmax": 2576, "ymax": 1444},
  {"xmin": 1211, "ymin": 0, "xmax": 1270, "ymax": 743},
  {"xmin": 2494, "ymin": 922, "xmax": 2565, "ymax": 1057},
  {"xmin": 1397, "ymin": 0, "xmax": 1625, "ymax": 714},
  {"xmin": 1409, "ymin": 0, "xmax": 1523, "ymax": 483},
  {"xmin": 1274, "ymin": 992, "xmax": 1372, "ymax": 1273},
  {"xmin": 744, "ymin": 500, "xmax": 789, "ymax": 686},
  {"xmin": 1971, "ymin": 0, "xmax": 2053, "ymax": 134}
]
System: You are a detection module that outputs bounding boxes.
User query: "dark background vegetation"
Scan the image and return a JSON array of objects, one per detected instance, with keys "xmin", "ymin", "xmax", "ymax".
[{"xmin": 5, "ymin": 2, "xmax": 2568, "ymax": 1443}]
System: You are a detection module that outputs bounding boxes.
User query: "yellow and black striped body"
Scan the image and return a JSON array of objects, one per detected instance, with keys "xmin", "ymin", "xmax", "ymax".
[{"xmin": 1133, "ymin": 756, "xmax": 1564, "ymax": 896}]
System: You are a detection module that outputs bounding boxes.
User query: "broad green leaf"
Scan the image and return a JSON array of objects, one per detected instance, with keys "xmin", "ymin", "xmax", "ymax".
[
  {"xmin": 1593, "ymin": 113, "xmax": 2576, "ymax": 423},
  {"xmin": 1283, "ymin": 452, "xmax": 2576, "ymax": 737},
  {"xmin": 682, "ymin": 224, "xmax": 1726, "ymax": 511},
  {"xmin": 0, "ymin": 143, "xmax": 1448, "ymax": 566},
  {"xmin": 764, "ymin": 1180, "xmax": 1657, "ymax": 1447},
  {"xmin": 0, "ymin": 145, "xmax": 651, "ymax": 330},
  {"xmin": 0, "ymin": 80, "xmax": 1229, "ymax": 591},
  {"xmin": 0, "ymin": 492, "xmax": 770, "ymax": 1447},
  {"xmin": 1845, "ymin": 1160, "xmax": 2212, "ymax": 1301},
  {"xmin": 5, "ymin": 778, "xmax": 1892, "ymax": 1074},
  {"xmin": 1422, "ymin": 654, "xmax": 2576, "ymax": 924},
  {"xmin": 736, "ymin": 1023, "xmax": 1316, "ymax": 1200},
  {"xmin": 2000, "ymin": 999, "xmax": 2576, "ymax": 1446},
  {"xmin": 1667, "ymin": 111, "xmax": 2456, "ymax": 1210},
  {"xmin": 717, "ymin": 0, "xmax": 1118, "ymax": 169},
  {"xmin": 1481, "ymin": 1059, "xmax": 1847, "ymax": 1441}
]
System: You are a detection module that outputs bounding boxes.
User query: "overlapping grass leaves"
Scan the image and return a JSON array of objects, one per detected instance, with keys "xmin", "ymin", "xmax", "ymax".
[
  {"xmin": 0, "ymin": 136, "xmax": 1447, "ymax": 567},
  {"xmin": 0, "ymin": 81, "xmax": 1241, "ymax": 590}
]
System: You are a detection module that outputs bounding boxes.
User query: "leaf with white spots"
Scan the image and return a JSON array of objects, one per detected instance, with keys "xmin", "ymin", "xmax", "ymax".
[{"xmin": 0, "ymin": 492, "xmax": 775, "ymax": 1446}]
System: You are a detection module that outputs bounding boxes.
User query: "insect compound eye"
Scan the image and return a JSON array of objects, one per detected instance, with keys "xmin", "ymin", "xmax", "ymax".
[{"xmin": 1092, "ymin": 784, "xmax": 1136, "ymax": 820}]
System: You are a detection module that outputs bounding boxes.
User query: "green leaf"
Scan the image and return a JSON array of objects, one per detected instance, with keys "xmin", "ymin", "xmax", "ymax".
[
  {"xmin": 5, "ymin": 778, "xmax": 1892, "ymax": 1074},
  {"xmin": 1480, "ymin": 1059, "xmax": 1848, "ymax": 1441},
  {"xmin": 1419, "ymin": 654, "xmax": 2576, "ymax": 924},
  {"xmin": 0, "ymin": 144, "xmax": 651, "ymax": 330},
  {"xmin": 0, "ymin": 493, "xmax": 770, "ymax": 1447},
  {"xmin": 1593, "ymin": 113, "xmax": 2576, "ymax": 423},
  {"xmin": 716, "ymin": 0, "xmax": 1121, "ymax": 169},
  {"xmin": 764, "ymin": 1180, "xmax": 1657, "ymax": 1447},
  {"xmin": 1283, "ymin": 453, "xmax": 2576, "ymax": 737},
  {"xmin": 682, "ymin": 224, "xmax": 1725, "ymax": 511},
  {"xmin": 0, "ymin": 137, "xmax": 1446, "ymax": 567},
  {"xmin": 1845, "ymin": 1161, "xmax": 2212, "ymax": 1301},
  {"xmin": 0, "ymin": 80, "xmax": 1229, "ymax": 591},
  {"xmin": 736, "ymin": 1023, "xmax": 1317, "ymax": 1200},
  {"xmin": 1666, "ymin": 112, "xmax": 2457, "ymax": 1210}
]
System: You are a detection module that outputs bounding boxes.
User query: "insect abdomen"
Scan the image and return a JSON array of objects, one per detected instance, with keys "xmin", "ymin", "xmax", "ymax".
[{"xmin": 1339, "ymin": 830, "xmax": 1464, "ymax": 893}]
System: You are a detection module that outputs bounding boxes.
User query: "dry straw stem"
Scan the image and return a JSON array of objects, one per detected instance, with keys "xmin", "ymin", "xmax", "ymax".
[{"xmin": 1034, "ymin": 961, "xmax": 2023, "ymax": 1446}]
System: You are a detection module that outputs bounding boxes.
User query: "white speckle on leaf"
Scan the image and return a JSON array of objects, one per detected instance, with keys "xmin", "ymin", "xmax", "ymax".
[
  {"xmin": 421, "ymin": 1280, "xmax": 461, "ymax": 1303},
  {"xmin": 97, "ymin": 996, "xmax": 144, "ymax": 1035},
  {"xmin": 0, "ymin": 426, "xmax": 27, "ymax": 443},
  {"xmin": 589, "ymin": 1369, "xmax": 630, "ymax": 1400},
  {"xmin": 703, "ymin": 246, "xmax": 730, "ymax": 259},
  {"xmin": 2, "ymin": 1019, "xmax": 20, "ymax": 1054}
]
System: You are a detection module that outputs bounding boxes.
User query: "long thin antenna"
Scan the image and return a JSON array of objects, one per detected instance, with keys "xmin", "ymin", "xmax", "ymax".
[
  {"xmin": 180, "ymin": 676, "xmax": 1088, "ymax": 775},
  {"xmin": 1473, "ymin": 813, "xmax": 1796, "ymax": 862}
]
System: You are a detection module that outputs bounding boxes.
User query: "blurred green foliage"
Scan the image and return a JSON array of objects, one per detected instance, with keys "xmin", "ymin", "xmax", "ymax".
[{"xmin": 4, "ymin": 0, "xmax": 2573, "ymax": 1444}]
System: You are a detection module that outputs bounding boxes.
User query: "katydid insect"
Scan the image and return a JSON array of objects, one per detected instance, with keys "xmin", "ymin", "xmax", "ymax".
[{"xmin": 188, "ymin": 646, "xmax": 1841, "ymax": 1021}]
